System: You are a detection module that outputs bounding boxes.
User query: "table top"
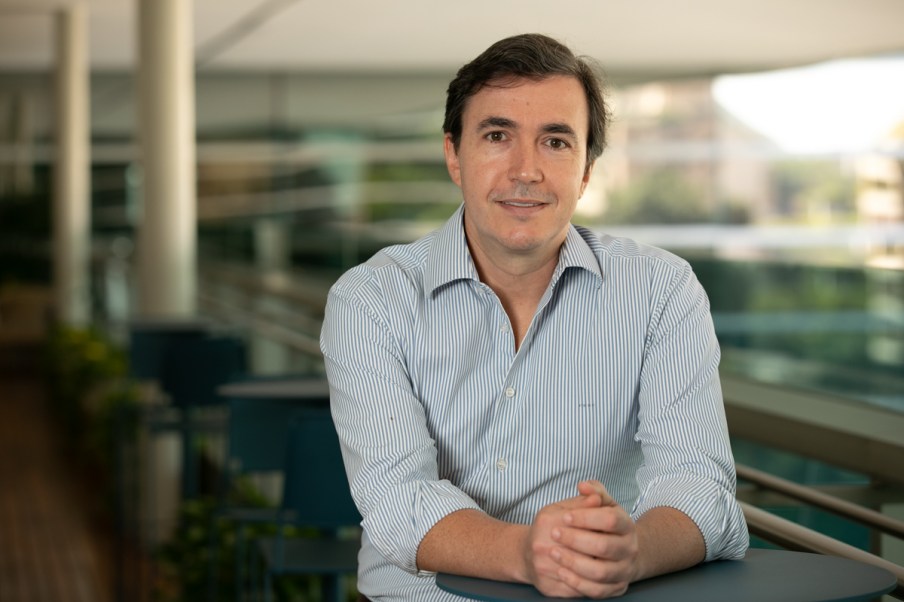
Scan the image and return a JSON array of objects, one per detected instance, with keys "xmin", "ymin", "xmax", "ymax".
[
  {"xmin": 217, "ymin": 378, "xmax": 330, "ymax": 401},
  {"xmin": 436, "ymin": 548, "xmax": 897, "ymax": 602}
]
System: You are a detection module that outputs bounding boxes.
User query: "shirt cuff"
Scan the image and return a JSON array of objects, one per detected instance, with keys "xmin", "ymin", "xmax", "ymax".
[{"xmin": 631, "ymin": 475, "xmax": 749, "ymax": 561}]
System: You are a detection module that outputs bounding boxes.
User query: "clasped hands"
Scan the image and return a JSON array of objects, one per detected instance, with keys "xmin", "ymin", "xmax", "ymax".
[{"xmin": 524, "ymin": 480, "xmax": 639, "ymax": 599}]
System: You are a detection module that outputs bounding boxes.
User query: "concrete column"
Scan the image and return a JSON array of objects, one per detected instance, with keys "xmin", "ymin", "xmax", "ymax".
[
  {"xmin": 53, "ymin": 4, "xmax": 91, "ymax": 326},
  {"xmin": 136, "ymin": 0, "xmax": 196, "ymax": 316},
  {"xmin": 253, "ymin": 217, "xmax": 291, "ymax": 271},
  {"xmin": 249, "ymin": 218, "xmax": 292, "ymax": 373},
  {"xmin": 8, "ymin": 92, "xmax": 35, "ymax": 196}
]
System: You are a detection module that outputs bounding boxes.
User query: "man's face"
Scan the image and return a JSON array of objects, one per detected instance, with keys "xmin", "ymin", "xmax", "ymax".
[{"xmin": 444, "ymin": 75, "xmax": 593, "ymax": 265}]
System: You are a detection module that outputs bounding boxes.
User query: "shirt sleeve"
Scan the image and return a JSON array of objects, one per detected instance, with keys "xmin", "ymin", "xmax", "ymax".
[
  {"xmin": 319, "ymin": 276, "xmax": 482, "ymax": 575},
  {"xmin": 631, "ymin": 261, "xmax": 749, "ymax": 561}
]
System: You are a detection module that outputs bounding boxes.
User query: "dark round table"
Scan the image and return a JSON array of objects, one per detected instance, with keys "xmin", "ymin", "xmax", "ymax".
[
  {"xmin": 217, "ymin": 377, "xmax": 330, "ymax": 401},
  {"xmin": 436, "ymin": 548, "xmax": 897, "ymax": 602}
]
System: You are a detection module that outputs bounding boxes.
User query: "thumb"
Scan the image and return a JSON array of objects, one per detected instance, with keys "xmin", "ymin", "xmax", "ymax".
[{"xmin": 577, "ymin": 480, "xmax": 618, "ymax": 507}]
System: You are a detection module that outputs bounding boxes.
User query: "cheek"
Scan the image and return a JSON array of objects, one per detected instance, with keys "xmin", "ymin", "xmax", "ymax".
[{"xmin": 460, "ymin": 163, "xmax": 497, "ymax": 195}]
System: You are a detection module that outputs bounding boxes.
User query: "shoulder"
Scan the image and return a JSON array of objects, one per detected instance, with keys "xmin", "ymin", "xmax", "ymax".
[
  {"xmin": 574, "ymin": 224, "xmax": 693, "ymax": 281},
  {"xmin": 328, "ymin": 232, "xmax": 435, "ymax": 307}
]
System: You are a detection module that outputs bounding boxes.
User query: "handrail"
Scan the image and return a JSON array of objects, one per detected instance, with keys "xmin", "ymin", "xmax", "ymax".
[
  {"xmin": 197, "ymin": 291, "xmax": 323, "ymax": 357},
  {"xmin": 199, "ymin": 260, "xmax": 331, "ymax": 312},
  {"xmin": 737, "ymin": 463, "xmax": 904, "ymax": 540},
  {"xmin": 741, "ymin": 502, "xmax": 904, "ymax": 600},
  {"xmin": 722, "ymin": 374, "xmax": 904, "ymax": 487}
]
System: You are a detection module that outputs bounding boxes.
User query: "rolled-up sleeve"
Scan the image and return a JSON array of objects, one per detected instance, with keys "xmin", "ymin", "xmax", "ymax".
[
  {"xmin": 320, "ymin": 275, "xmax": 481, "ymax": 574},
  {"xmin": 631, "ymin": 262, "xmax": 749, "ymax": 561}
]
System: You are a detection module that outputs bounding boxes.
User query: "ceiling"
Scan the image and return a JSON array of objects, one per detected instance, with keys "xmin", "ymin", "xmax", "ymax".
[{"xmin": 2, "ymin": 0, "xmax": 904, "ymax": 82}]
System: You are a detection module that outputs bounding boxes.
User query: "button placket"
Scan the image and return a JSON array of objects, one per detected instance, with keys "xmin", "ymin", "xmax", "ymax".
[{"xmin": 489, "ymin": 296, "xmax": 518, "ymax": 477}]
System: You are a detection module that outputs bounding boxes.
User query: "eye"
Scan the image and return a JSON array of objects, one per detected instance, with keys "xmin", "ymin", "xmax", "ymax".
[
  {"xmin": 546, "ymin": 137, "xmax": 570, "ymax": 150},
  {"xmin": 485, "ymin": 131, "xmax": 507, "ymax": 142}
]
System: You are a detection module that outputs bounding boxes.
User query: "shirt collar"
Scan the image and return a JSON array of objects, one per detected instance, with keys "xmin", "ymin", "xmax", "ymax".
[
  {"xmin": 554, "ymin": 223, "xmax": 604, "ymax": 287},
  {"xmin": 424, "ymin": 205, "xmax": 478, "ymax": 296},
  {"xmin": 424, "ymin": 205, "xmax": 603, "ymax": 296}
]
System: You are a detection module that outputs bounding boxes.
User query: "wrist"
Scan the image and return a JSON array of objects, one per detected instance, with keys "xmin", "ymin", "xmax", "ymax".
[
  {"xmin": 634, "ymin": 507, "xmax": 705, "ymax": 581},
  {"xmin": 511, "ymin": 524, "xmax": 533, "ymax": 583}
]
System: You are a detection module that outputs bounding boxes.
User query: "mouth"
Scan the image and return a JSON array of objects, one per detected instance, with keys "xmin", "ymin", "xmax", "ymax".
[{"xmin": 499, "ymin": 200, "xmax": 545, "ymax": 208}]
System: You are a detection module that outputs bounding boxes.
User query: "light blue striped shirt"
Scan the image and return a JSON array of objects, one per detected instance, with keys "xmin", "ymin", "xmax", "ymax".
[{"xmin": 320, "ymin": 206, "xmax": 749, "ymax": 601}]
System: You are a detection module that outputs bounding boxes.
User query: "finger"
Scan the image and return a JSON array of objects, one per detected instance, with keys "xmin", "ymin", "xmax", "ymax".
[
  {"xmin": 558, "ymin": 568, "xmax": 630, "ymax": 600},
  {"xmin": 555, "ymin": 522, "xmax": 634, "ymax": 560},
  {"xmin": 534, "ymin": 570, "xmax": 586, "ymax": 599},
  {"xmin": 553, "ymin": 551, "xmax": 631, "ymax": 598},
  {"xmin": 577, "ymin": 480, "xmax": 617, "ymax": 507},
  {"xmin": 558, "ymin": 493, "xmax": 598, "ymax": 511},
  {"xmin": 535, "ymin": 578, "xmax": 586, "ymax": 599},
  {"xmin": 529, "ymin": 550, "xmax": 586, "ymax": 598},
  {"xmin": 565, "ymin": 506, "xmax": 634, "ymax": 535},
  {"xmin": 577, "ymin": 492, "xmax": 605, "ymax": 509},
  {"xmin": 535, "ymin": 496, "xmax": 593, "ymax": 531}
]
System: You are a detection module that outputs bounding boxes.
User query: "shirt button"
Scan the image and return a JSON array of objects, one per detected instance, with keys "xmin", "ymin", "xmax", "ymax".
[
  {"xmin": 504, "ymin": 386, "xmax": 515, "ymax": 398},
  {"xmin": 496, "ymin": 458, "xmax": 508, "ymax": 471},
  {"xmin": 500, "ymin": 323, "xmax": 509, "ymax": 333}
]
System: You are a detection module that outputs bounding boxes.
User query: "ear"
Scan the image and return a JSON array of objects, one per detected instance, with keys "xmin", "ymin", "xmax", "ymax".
[
  {"xmin": 444, "ymin": 133, "xmax": 462, "ymax": 188},
  {"xmin": 579, "ymin": 160, "xmax": 595, "ymax": 197}
]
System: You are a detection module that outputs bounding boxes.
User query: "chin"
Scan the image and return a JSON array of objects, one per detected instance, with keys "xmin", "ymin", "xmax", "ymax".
[{"xmin": 502, "ymin": 236, "xmax": 543, "ymax": 253}]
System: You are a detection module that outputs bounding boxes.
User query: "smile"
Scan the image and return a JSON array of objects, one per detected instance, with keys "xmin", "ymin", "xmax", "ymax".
[{"xmin": 500, "ymin": 201, "xmax": 544, "ymax": 208}]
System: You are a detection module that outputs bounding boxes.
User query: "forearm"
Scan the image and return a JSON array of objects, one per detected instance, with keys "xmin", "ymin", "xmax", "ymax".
[
  {"xmin": 416, "ymin": 508, "xmax": 531, "ymax": 582},
  {"xmin": 633, "ymin": 506, "xmax": 705, "ymax": 582}
]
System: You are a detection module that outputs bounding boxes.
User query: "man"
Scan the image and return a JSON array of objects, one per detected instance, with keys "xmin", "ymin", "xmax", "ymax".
[{"xmin": 320, "ymin": 33, "xmax": 749, "ymax": 601}]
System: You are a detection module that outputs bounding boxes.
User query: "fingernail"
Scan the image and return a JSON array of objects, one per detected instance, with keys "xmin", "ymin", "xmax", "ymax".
[
  {"xmin": 552, "ymin": 528, "xmax": 561, "ymax": 540},
  {"xmin": 564, "ymin": 513, "xmax": 573, "ymax": 524},
  {"xmin": 551, "ymin": 548, "xmax": 561, "ymax": 561}
]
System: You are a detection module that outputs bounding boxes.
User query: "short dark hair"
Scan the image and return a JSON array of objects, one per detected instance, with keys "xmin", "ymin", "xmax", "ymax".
[{"xmin": 443, "ymin": 33, "xmax": 610, "ymax": 170}]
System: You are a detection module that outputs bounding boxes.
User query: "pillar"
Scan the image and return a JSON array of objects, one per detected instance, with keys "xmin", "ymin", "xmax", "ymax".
[
  {"xmin": 53, "ymin": 3, "xmax": 91, "ymax": 326},
  {"xmin": 136, "ymin": 0, "xmax": 196, "ymax": 316}
]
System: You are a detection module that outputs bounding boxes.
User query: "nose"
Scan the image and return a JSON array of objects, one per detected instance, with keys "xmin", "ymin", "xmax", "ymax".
[{"xmin": 507, "ymin": 141, "xmax": 543, "ymax": 184}]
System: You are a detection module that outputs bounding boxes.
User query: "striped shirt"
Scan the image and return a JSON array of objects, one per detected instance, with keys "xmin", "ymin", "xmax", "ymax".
[{"xmin": 320, "ymin": 206, "xmax": 749, "ymax": 601}]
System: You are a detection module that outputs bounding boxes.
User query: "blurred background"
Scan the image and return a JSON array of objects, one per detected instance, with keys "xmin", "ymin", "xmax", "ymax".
[{"xmin": 1, "ymin": 1, "xmax": 903, "ymax": 601}]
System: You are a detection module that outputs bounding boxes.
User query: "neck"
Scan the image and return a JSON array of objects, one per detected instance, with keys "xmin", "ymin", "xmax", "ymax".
[
  {"xmin": 472, "ymin": 246, "xmax": 557, "ymax": 296},
  {"xmin": 468, "ymin": 240, "xmax": 560, "ymax": 351}
]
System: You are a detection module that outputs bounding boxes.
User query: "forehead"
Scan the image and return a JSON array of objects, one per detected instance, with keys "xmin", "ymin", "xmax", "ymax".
[{"xmin": 462, "ymin": 75, "xmax": 589, "ymax": 134}]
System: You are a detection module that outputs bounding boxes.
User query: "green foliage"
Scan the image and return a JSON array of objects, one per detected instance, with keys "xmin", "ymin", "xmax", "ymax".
[
  {"xmin": 44, "ymin": 326, "xmax": 133, "ymax": 440},
  {"xmin": 605, "ymin": 169, "xmax": 710, "ymax": 224},
  {"xmin": 711, "ymin": 197, "xmax": 752, "ymax": 224},
  {"xmin": 155, "ymin": 490, "xmax": 358, "ymax": 602},
  {"xmin": 745, "ymin": 266, "xmax": 868, "ymax": 365},
  {"xmin": 691, "ymin": 258, "xmax": 876, "ymax": 370},
  {"xmin": 365, "ymin": 162, "xmax": 449, "ymax": 184},
  {"xmin": 366, "ymin": 199, "xmax": 460, "ymax": 223},
  {"xmin": 154, "ymin": 496, "xmax": 272, "ymax": 602},
  {"xmin": 771, "ymin": 160, "xmax": 856, "ymax": 220},
  {"xmin": 363, "ymin": 162, "xmax": 459, "ymax": 223},
  {"xmin": 42, "ymin": 325, "xmax": 141, "ymax": 503}
]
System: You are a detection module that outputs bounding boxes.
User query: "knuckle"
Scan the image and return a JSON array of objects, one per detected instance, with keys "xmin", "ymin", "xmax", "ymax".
[
  {"xmin": 589, "ymin": 581, "xmax": 629, "ymax": 600},
  {"xmin": 535, "ymin": 506, "xmax": 560, "ymax": 527},
  {"xmin": 530, "ymin": 538, "xmax": 546, "ymax": 557},
  {"xmin": 602, "ymin": 512, "xmax": 619, "ymax": 532},
  {"xmin": 612, "ymin": 582, "xmax": 630, "ymax": 597},
  {"xmin": 536, "ymin": 575, "xmax": 576, "ymax": 597},
  {"xmin": 591, "ymin": 538, "xmax": 611, "ymax": 559}
]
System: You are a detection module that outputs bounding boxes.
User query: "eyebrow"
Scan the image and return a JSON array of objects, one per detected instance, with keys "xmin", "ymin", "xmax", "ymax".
[
  {"xmin": 476, "ymin": 116, "xmax": 579, "ymax": 141},
  {"xmin": 477, "ymin": 116, "xmax": 516, "ymax": 131},
  {"xmin": 542, "ymin": 123, "xmax": 579, "ymax": 140}
]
